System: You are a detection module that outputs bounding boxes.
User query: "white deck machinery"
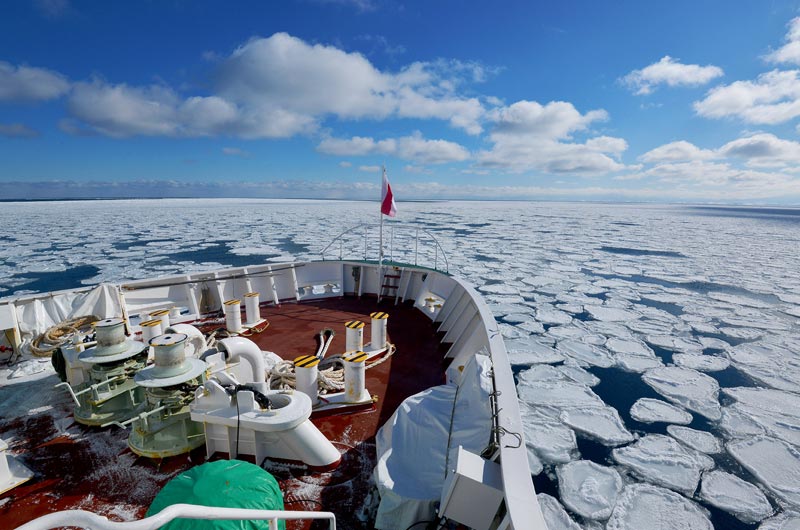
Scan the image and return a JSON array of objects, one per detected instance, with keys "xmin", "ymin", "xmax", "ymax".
[
  {"xmin": 56, "ymin": 318, "xmax": 148, "ymax": 426},
  {"xmin": 112, "ymin": 332, "xmax": 209, "ymax": 458},
  {"xmin": 190, "ymin": 336, "xmax": 341, "ymax": 470}
]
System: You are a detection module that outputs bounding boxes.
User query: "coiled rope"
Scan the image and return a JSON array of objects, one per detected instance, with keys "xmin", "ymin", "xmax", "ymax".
[
  {"xmin": 268, "ymin": 343, "xmax": 397, "ymax": 393},
  {"xmin": 30, "ymin": 315, "xmax": 100, "ymax": 357}
]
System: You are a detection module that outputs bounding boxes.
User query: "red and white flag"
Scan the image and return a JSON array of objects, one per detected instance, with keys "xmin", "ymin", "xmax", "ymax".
[{"xmin": 380, "ymin": 167, "xmax": 397, "ymax": 217}]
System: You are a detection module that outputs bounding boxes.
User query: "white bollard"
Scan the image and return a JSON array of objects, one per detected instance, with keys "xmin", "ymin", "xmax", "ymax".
[
  {"xmin": 343, "ymin": 351, "xmax": 369, "ymax": 403},
  {"xmin": 244, "ymin": 292, "xmax": 261, "ymax": 326},
  {"xmin": 369, "ymin": 311, "xmax": 389, "ymax": 350},
  {"xmin": 224, "ymin": 299, "xmax": 242, "ymax": 333},
  {"xmin": 294, "ymin": 355, "xmax": 320, "ymax": 405},
  {"xmin": 149, "ymin": 309, "xmax": 170, "ymax": 330},
  {"xmin": 344, "ymin": 320, "xmax": 365, "ymax": 352},
  {"xmin": 140, "ymin": 319, "xmax": 163, "ymax": 344}
]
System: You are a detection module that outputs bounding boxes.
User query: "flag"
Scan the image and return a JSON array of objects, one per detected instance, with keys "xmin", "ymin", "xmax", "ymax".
[{"xmin": 381, "ymin": 167, "xmax": 397, "ymax": 217}]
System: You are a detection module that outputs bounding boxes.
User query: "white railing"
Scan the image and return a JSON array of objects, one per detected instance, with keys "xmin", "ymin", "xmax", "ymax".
[
  {"xmin": 320, "ymin": 222, "xmax": 450, "ymax": 273},
  {"xmin": 14, "ymin": 504, "xmax": 336, "ymax": 530}
]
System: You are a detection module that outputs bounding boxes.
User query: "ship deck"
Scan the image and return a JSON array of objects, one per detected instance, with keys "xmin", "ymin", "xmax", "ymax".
[{"xmin": 0, "ymin": 296, "xmax": 449, "ymax": 530}]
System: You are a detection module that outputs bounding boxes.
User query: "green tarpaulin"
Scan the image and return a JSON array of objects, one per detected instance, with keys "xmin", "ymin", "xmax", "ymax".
[{"xmin": 147, "ymin": 460, "xmax": 286, "ymax": 530}]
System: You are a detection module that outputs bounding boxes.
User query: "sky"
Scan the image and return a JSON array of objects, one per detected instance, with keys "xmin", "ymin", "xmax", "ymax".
[{"xmin": 2, "ymin": 0, "xmax": 800, "ymax": 203}]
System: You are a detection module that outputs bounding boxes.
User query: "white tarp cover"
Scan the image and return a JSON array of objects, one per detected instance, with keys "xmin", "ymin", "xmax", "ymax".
[
  {"xmin": 374, "ymin": 353, "xmax": 493, "ymax": 530},
  {"xmin": 14, "ymin": 283, "xmax": 121, "ymax": 336}
]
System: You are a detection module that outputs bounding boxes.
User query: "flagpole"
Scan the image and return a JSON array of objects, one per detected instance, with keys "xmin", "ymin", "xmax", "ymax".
[{"xmin": 379, "ymin": 165, "xmax": 385, "ymax": 267}]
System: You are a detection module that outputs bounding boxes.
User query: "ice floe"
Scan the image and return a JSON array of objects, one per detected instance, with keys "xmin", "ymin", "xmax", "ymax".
[
  {"xmin": 672, "ymin": 353, "xmax": 730, "ymax": 372},
  {"xmin": 556, "ymin": 340, "xmax": 614, "ymax": 368},
  {"xmin": 726, "ymin": 342, "xmax": 800, "ymax": 394},
  {"xmin": 504, "ymin": 337, "xmax": 564, "ymax": 365},
  {"xmin": 559, "ymin": 407, "xmax": 634, "ymax": 446},
  {"xmin": 667, "ymin": 426, "xmax": 722, "ymax": 454},
  {"xmin": 606, "ymin": 483, "xmax": 712, "ymax": 530},
  {"xmin": 722, "ymin": 387, "xmax": 800, "ymax": 447},
  {"xmin": 728, "ymin": 436, "xmax": 800, "ymax": 508},
  {"xmin": 642, "ymin": 366, "xmax": 721, "ymax": 420},
  {"xmin": 630, "ymin": 398, "xmax": 693, "ymax": 425},
  {"xmin": 612, "ymin": 434, "xmax": 714, "ymax": 494},
  {"xmin": 584, "ymin": 305, "xmax": 638, "ymax": 322},
  {"xmin": 699, "ymin": 469, "xmax": 773, "ymax": 523},
  {"xmin": 536, "ymin": 493, "xmax": 582, "ymax": 530},
  {"xmin": 758, "ymin": 511, "xmax": 800, "ymax": 530},
  {"xmin": 556, "ymin": 460, "xmax": 622, "ymax": 520},
  {"xmin": 522, "ymin": 419, "xmax": 578, "ymax": 465}
]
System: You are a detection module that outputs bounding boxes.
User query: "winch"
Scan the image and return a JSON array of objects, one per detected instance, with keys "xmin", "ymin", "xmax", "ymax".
[
  {"xmin": 57, "ymin": 318, "xmax": 148, "ymax": 426},
  {"xmin": 115, "ymin": 332, "xmax": 208, "ymax": 458}
]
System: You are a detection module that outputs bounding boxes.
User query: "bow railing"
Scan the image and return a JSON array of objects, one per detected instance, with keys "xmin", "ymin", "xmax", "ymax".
[{"xmin": 320, "ymin": 222, "xmax": 450, "ymax": 274}]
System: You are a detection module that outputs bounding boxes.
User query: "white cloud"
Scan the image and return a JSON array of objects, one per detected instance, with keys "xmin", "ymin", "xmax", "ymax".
[
  {"xmin": 0, "ymin": 123, "xmax": 39, "ymax": 138},
  {"xmin": 338, "ymin": 161, "xmax": 352, "ymax": 168},
  {"xmin": 476, "ymin": 100, "xmax": 629, "ymax": 175},
  {"xmin": 693, "ymin": 69, "xmax": 800, "ymax": 124},
  {"xmin": 0, "ymin": 61, "xmax": 70, "ymax": 102},
  {"xmin": 639, "ymin": 140, "xmax": 717, "ymax": 163},
  {"xmin": 359, "ymin": 165, "xmax": 381, "ymax": 172},
  {"xmin": 764, "ymin": 17, "xmax": 800, "ymax": 65},
  {"xmin": 317, "ymin": 131, "xmax": 469, "ymax": 164},
  {"xmin": 35, "ymin": 0, "xmax": 70, "ymax": 18},
  {"xmin": 215, "ymin": 33, "xmax": 485, "ymax": 135},
  {"xmin": 718, "ymin": 133, "xmax": 800, "ymax": 167},
  {"xmin": 63, "ymin": 33, "xmax": 487, "ymax": 138},
  {"xmin": 621, "ymin": 56, "xmax": 723, "ymax": 95},
  {"xmin": 222, "ymin": 147, "xmax": 250, "ymax": 157}
]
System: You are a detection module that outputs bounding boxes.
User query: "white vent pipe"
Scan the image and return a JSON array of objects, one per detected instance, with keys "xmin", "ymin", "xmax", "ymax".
[{"xmin": 216, "ymin": 336, "xmax": 265, "ymax": 384}]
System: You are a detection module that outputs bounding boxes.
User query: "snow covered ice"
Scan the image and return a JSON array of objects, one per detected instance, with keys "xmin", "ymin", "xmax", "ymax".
[
  {"xmin": 728, "ymin": 436, "xmax": 800, "ymax": 509},
  {"xmin": 606, "ymin": 483, "xmax": 712, "ymax": 530},
  {"xmin": 699, "ymin": 470, "xmax": 773, "ymax": 523},
  {"xmin": 642, "ymin": 366, "xmax": 722, "ymax": 420},
  {"xmin": 612, "ymin": 434, "xmax": 714, "ymax": 494},
  {"xmin": 556, "ymin": 460, "xmax": 622, "ymax": 520},
  {"xmin": 667, "ymin": 426, "xmax": 722, "ymax": 454},
  {"xmin": 630, "ymin": 398, "xmax": 693, "ymax": 425}
]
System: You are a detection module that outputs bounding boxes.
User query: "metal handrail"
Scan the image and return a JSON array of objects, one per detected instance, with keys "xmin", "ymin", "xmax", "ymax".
[
  {"xmin": 14, "ymin": 504, "xmax": 336, "ymax": 530},
  {"xmin": 320, "ymin": 222, "xmax": 450, "ymax": 273}
]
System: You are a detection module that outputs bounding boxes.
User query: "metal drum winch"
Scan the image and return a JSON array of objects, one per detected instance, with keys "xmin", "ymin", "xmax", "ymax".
[
  {"xmin": 120, "ymin": 333, "xmax": 208, "ymax": 458},
  {"xmin": 57, "ymin": 318, "xmax": 148, "ymax": 426}
]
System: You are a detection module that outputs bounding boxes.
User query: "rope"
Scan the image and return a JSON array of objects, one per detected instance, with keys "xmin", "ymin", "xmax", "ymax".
[
  {"xmin": 268, "ymin": 343, "xmax": 396, "ymax": 394},
  {"xmin": 29, "ymin": 315, "xmax": 100, "ymax": 358}
]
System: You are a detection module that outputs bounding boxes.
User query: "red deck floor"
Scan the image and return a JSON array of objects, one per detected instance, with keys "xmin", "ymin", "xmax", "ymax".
[{"xmin": 0, "ymin": 297, "xmax": 448, "ymax": 530}]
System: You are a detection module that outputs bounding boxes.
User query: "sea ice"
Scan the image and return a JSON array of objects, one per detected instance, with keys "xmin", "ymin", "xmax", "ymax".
[
  {"xmin": 522, "ymin": 420, "xmax": 578, "ymax": 465},
  {"xmin": 723, "ymin": 387, "xmax": 800, "ymax": 448},
  {"xmin": 536, "ymin": 306, "xmax": 574, "ymax": 325},
  {"xmin": 612, "ymin": 434, "xmax": 714, "ymax": 494},
  {"xmin": 606, "ymin": 483, "xmax": 712, "ymax": 530},
  {"xmin": 556, "ymin": 340, "xmax": 614, "ymax": 368},
  {"xmin": 630, "ymin": 398, "xmax": 693, "ymax": 425},
  {"xmin": 615, "ymin": 354, "xmax": 663, "ymax": 373},
  {"xmin": 504, "ymin": 338, "xmax": 565, "ymax": 365},
  {"xmin": 672, "ymin": 353, "xmax": 730, "ymax": 372},
  {"xmin": 726, "ymin": 342, "xmax": 800, "ymax": 394},
  {"xmin": 758, "ymin": 511, "xmax": 800, "ymax": 530},
  {"xmin": 644, "ymin": 335, "xmax": 703, "ymax": 354},
  {"xmin": 642, "ymin": 366, "xmax": 721, "ymax": 420},
  {"xmin": 719, "ymin": 406, "xmax": 767, "ymax": 439},
  {"xmin": 559, "ymin": 407, "xmax": 634, "ymax": 446},
  {"xmin": 556, "ymin": 460, "xmax": 622, "ymax": 520},
  {"xmin": 699, "ymin": 470, "xmax": 773, "ymax": 523},
  {"xmin": 605, "ymin": 337, "xmax": 654, "ymax": 356},
  {"xmin": 728, "ymin": 436, "xmax": 800, "ymax": 508},
  {"xmin": 536, "ymin": 493, "xmax": 582, "ymax": 530},
  {"xmin": 584, "ymin": 305, "xmax": 638, "ymax": 322},
  {"xmin": 667, "ymin": 426, "xmax": 722, "ymax": 454}
]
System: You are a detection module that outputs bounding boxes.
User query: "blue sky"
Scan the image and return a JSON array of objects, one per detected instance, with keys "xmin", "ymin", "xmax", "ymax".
[{"xmin": 2, "ymin": 0, "xmax": 800, "ymax": 202}]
